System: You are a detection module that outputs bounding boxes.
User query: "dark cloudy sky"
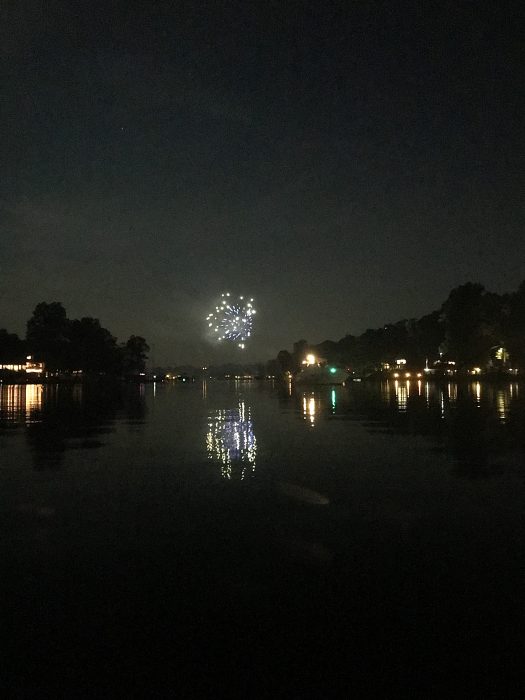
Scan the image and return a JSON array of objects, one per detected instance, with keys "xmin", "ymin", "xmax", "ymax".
[{"xmin": 2, "ymin": 1, "xmax": 524, "ymax": 365}]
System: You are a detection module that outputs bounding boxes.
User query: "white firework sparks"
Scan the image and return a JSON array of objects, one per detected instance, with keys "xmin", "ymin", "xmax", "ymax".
[{"xmin": 206, "ymin": 293, "xmax": 256, "ymax": 349}]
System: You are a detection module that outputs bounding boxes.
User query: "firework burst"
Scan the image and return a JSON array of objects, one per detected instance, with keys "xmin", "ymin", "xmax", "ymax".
[{"xmin": 206, "ymin": 293, "xmax": 256, "ymax": 349}]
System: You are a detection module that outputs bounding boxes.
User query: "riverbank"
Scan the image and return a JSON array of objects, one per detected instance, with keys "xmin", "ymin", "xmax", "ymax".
[
  {"xmin": 0, "ymin": 372, "xmax": 154, "ymax": 385},
  {"xmin": 360, "ymin": 371, "xmax": 523, "ymax": 384}
]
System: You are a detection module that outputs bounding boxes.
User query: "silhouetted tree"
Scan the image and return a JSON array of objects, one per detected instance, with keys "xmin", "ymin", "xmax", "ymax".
[
  {"xmin": 0, "ymin": 329, "xmax": 25, "ymax": 362},
  {"xmin": 121, "ymin": 335, "xmax": 149, "ymax": 375},
  {"xmin": 440, "ymin": 283, "xmax": 506, "ymax": 365},
  {"xmin": 337, "ymin": 334, "xmax": 357, "ymax": 368},
  {"xmin": 413, "ymin": 311, "xmax": 443, "ymax": 362},
  {"xmin": 67, "ymin": 317, "xmax": 120, "ymax": 373},
  {"xmin": 277, "ymin": 350, "xmax": 293, "ymax": 374},
  {"xmin": 25, "ymin": 301, "xmax": 148, "ymax": 376},
  {"xmin": 291, "ymin": 339, "xmax": 309, "ymax": 372},
  {"xmin": 26, "ymin": 302, "xmax": 69, "ymax": 370},
  {"xmin": 274, "ymin": 280, "xmax": 525, "ymax": 375},
  {"xmin": 507, "ymin": 280, "xmax": 525, "ymax": 369},
  {"xmin": 316, "ymin": 340, "xmax": 340, "ymax": 364}
]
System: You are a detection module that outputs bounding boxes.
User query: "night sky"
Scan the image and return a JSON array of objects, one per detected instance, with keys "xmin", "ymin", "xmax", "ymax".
[{"xmin": 2, "ymin": 1, "xmax": 524, "ymax": 365}]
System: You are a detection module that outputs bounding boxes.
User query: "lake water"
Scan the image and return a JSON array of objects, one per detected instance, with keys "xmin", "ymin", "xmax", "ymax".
[{"xmin": 2, "ymin": 379, "xmax": 525, "ymax": 696}]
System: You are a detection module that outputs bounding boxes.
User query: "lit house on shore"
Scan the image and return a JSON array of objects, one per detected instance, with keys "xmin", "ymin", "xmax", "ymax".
[{"xmin": 0, "ymin": 356, "xmax": 44, "ymax": 375}]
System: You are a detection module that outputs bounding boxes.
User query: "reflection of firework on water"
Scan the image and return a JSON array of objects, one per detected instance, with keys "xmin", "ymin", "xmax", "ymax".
[
  {"xmin": 206, "ymin": 293, "xmax": 256, "ymax": 349},
  {"xmin": 206, "ymin": 401, "xmax": 257, "ymax": 479}
]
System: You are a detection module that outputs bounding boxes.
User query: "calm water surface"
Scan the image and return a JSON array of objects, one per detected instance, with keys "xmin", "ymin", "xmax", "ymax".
[{"xmin": 2, "ymin": 379, "xmax": 525, "ymax": 696}]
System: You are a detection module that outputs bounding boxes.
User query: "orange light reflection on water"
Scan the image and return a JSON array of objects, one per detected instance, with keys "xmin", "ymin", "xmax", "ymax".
[{"xmin": 0, "ymin": 384, "xmax": 43, "ymax": 422}]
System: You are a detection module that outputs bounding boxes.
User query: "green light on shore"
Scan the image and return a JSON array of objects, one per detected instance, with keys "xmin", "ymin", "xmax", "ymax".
[{"xmin": 329, "ymin": 367, "xmax": 337, "ymax": 374}]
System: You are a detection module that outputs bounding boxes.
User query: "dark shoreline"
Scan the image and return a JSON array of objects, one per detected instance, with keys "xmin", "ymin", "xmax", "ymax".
[
  {"xmin": 360, "ymin": 373, "xmax": 523, "ymax": 385},
  {"xmin": 1, "ymin": 372, "xmax": 523, "ymax": 386},
  {"xmin": 0, "ymin": 374, "xmax": 139, "ymax": 385}
]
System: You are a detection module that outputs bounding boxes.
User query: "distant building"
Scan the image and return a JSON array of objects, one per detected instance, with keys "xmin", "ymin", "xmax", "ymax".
[
  {"xmin": 0, "ymin": 355, "xmax": 44, "ymax": 374},
  {"xmin": 0, "ymin": 362, "xmax": 26, "ymax": 372}
]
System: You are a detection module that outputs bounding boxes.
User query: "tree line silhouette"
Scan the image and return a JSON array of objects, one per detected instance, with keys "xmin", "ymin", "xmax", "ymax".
[
  {"xmin": 0, "ymin": 302, "xmax": 149, "ymax": 376},
  {"xmin": 273, "ymin": 281, "xmax": 525, "ymax": 376}
]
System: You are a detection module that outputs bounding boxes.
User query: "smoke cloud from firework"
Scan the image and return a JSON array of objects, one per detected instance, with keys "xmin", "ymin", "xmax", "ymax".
[{"xmin": 206, "ymin": 293, "xmax": 256, "ymax": 349}]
